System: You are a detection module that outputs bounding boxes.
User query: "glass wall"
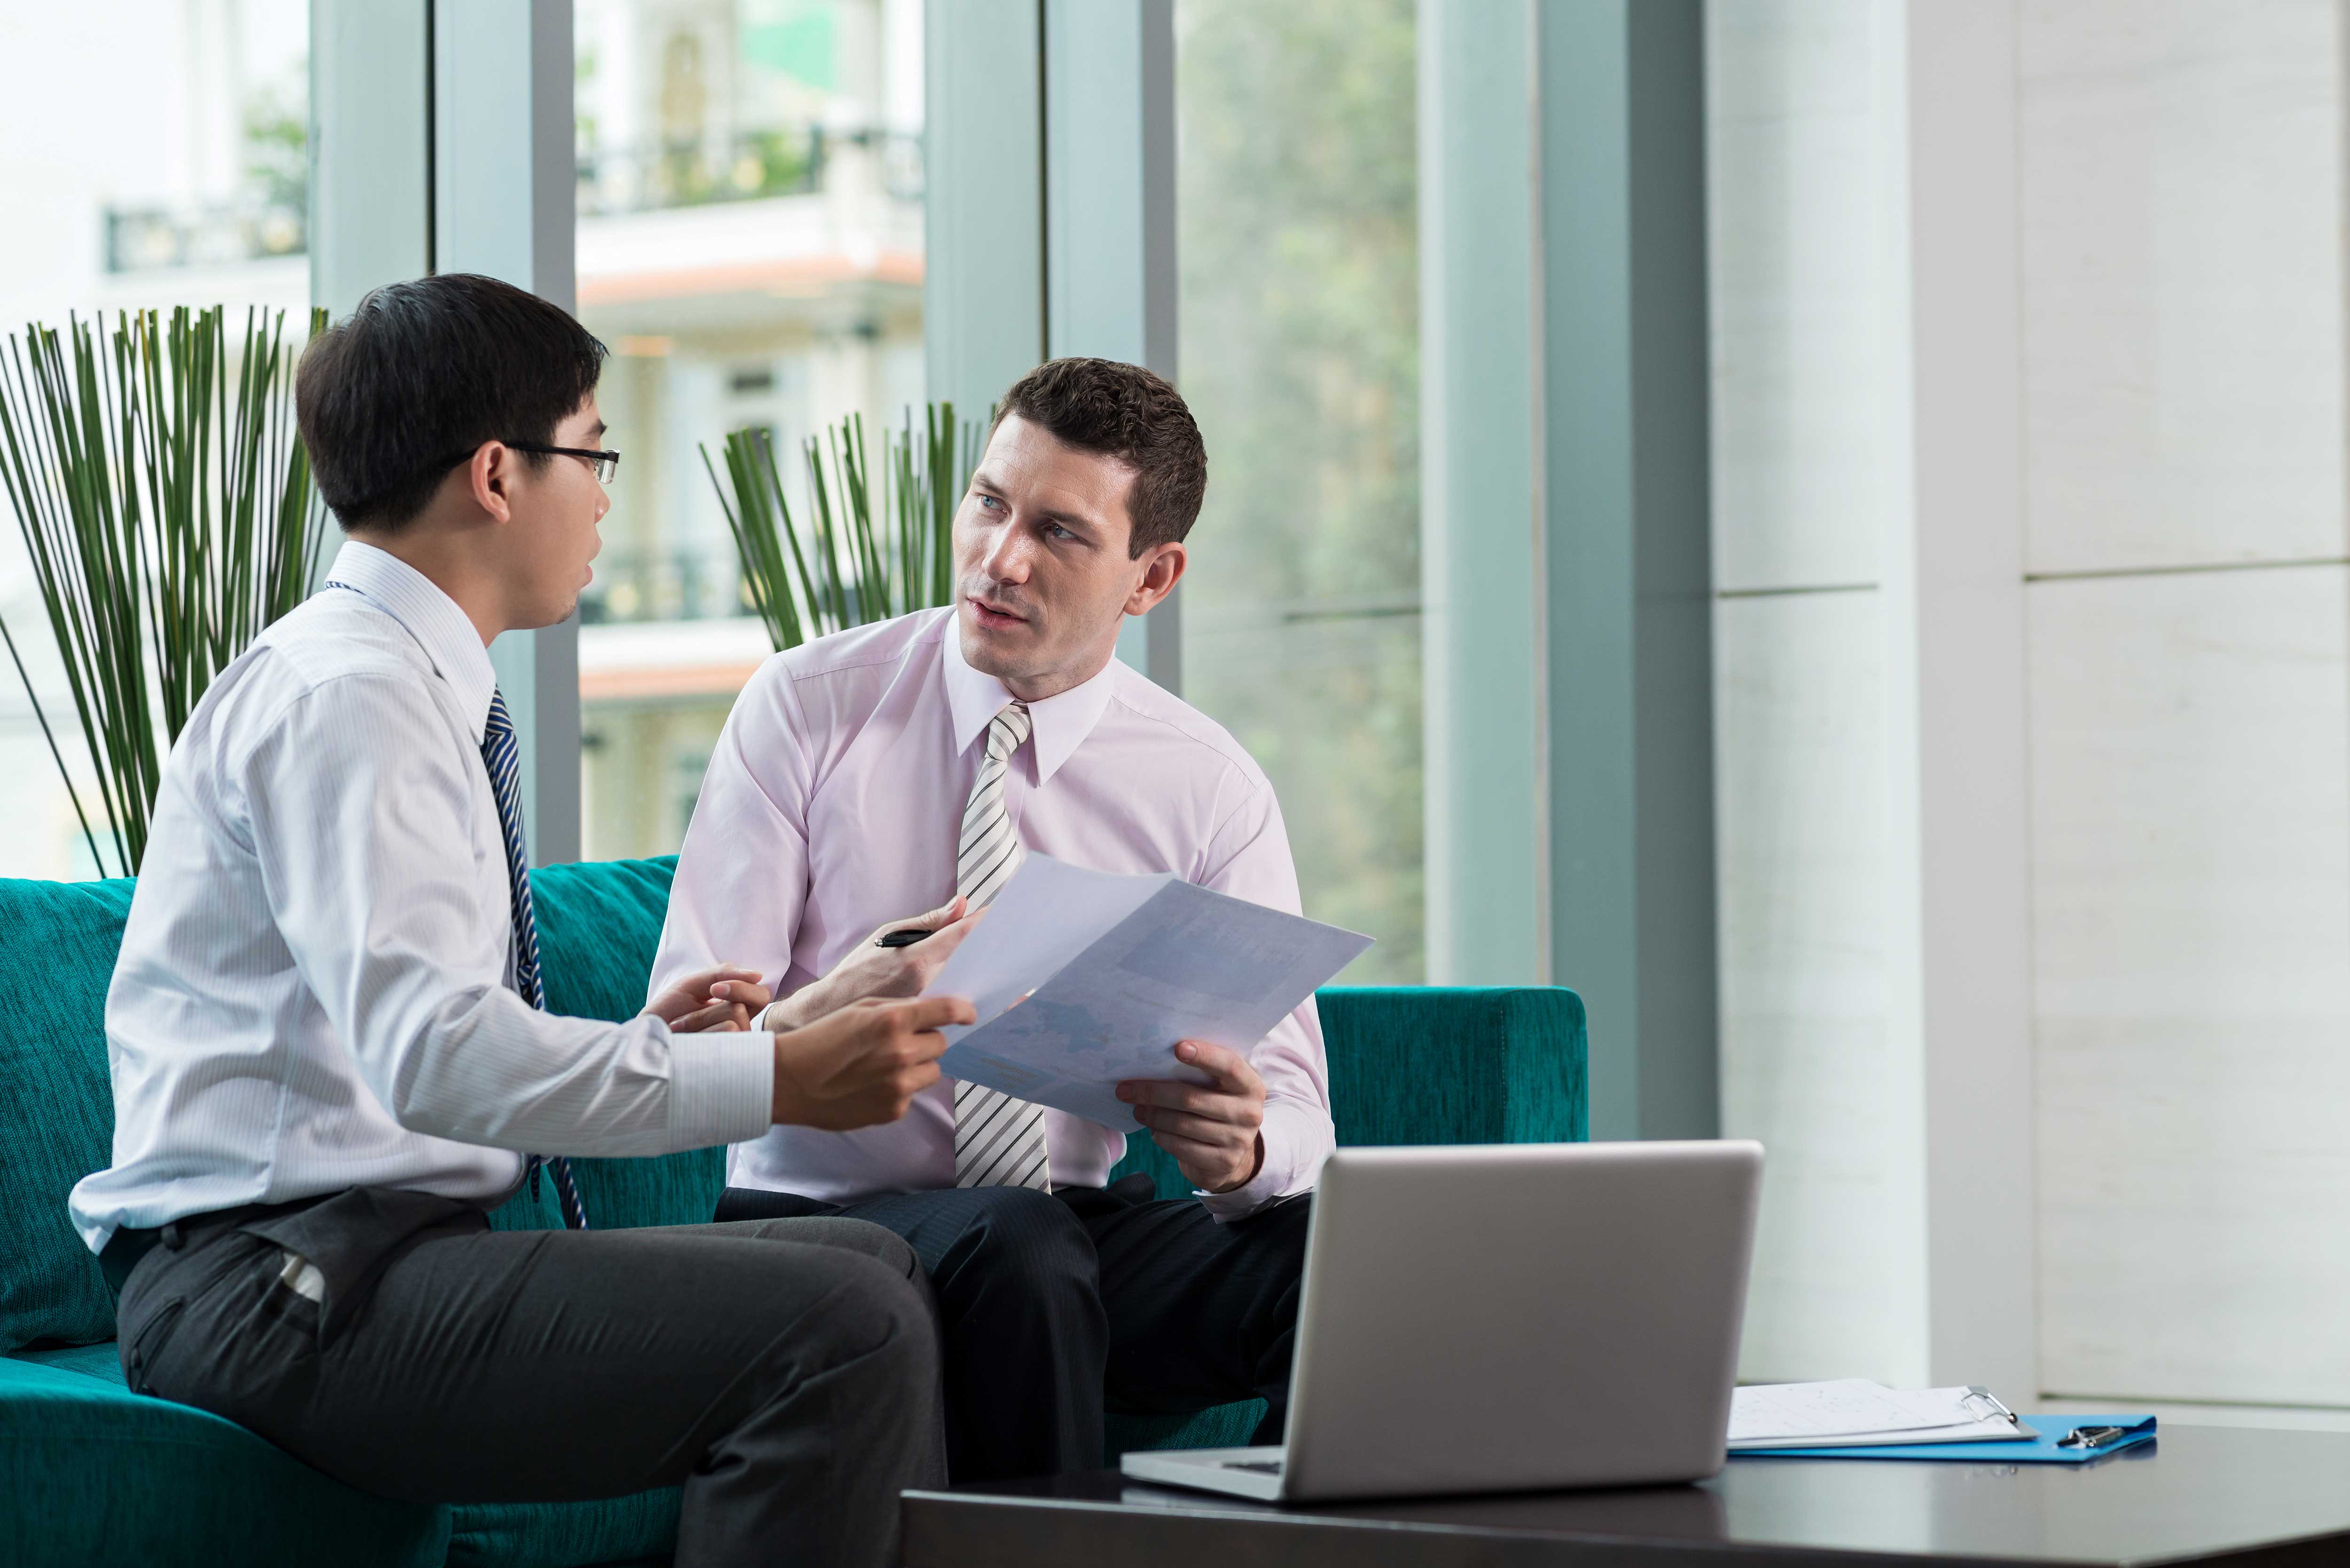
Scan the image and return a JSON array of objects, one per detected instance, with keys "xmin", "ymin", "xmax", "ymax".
[
  {"xmin": 573, "ymin": 0, "xmax": 925, "ymax": 859},
  {"xmin": 1173, "ymin": 0, "xmax": 1422, "ymax": 980},
  {"xmin": 0, "ymin": 0, "xmax": 310, "ymax": 878}
]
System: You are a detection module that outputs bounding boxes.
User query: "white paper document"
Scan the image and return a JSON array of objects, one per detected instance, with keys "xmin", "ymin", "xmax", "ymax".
[
  {"xmin": 1728, "ymin": 1380, "xmax": 2033, "ymax": 1450},
  {"xmin": 922, "ymin": 855, "xmax": 1373, "ymax": 1129}
]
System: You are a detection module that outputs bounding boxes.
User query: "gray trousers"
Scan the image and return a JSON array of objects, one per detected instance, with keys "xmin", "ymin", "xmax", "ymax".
[{"xmin": 113, "ymin": 1192, "xmax": 946, "ymax": 1568}]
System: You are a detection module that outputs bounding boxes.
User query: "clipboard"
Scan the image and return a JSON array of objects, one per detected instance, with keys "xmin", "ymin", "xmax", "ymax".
[{"xmin": 1732, "ymin": 1413, "xmax": 2156, "ymax": 1464}]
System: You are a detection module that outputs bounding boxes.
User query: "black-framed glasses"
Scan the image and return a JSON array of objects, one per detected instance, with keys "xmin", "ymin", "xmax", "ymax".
[{"xmin": 438, "ymin": 442, "xmax": 621, "ymax": 484}]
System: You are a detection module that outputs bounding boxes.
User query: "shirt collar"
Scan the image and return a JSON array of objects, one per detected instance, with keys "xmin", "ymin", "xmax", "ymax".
[
  {"xmin": 321, "ymin": 539, "xmax": 500, "ymax": 743},
  {"xmin": 939, "ymin": 609, "xmax": 1121, "ymax": 787}
]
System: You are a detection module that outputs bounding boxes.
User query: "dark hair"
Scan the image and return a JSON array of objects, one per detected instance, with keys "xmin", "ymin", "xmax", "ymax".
[
  {"xmin": 992, "ymin": 358, "xmax": 1207, "ymax": 555},
  {"xmin": 295, "ymin": 273, "xmax": 607, "ymax": 530}
]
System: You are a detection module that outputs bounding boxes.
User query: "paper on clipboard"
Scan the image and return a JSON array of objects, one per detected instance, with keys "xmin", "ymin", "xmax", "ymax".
[
  {"xmin": 922, "ymin": 854, "xmax": 1372, "ymax": 1128},
  {"xmin": 1728, "ymin": 1380, "xmax": 2035, "ymax": 1450}
]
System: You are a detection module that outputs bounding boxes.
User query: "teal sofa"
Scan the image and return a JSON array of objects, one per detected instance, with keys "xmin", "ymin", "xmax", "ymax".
[{"xmin": 0, "ymin": 858, "xmax": 1586, "ymax": 1568}]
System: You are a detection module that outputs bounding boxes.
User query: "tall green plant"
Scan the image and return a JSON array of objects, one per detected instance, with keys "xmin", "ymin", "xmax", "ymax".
[
  {"xmin": 0, "ymin": 305, "xmax": 329, "ymax": 876},
  {"xmin": 703, "ymin": 403, "xmax": 985, "ymax": 652}
]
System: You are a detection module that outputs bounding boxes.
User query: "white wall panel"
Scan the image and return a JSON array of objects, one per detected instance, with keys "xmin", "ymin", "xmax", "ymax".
[
  {"xmin": 1716, "ymin": 590, "xmax": 1921, "ymax": 1384},
  {"xmin": 1704, "ymin": 0, "xmax": 1899, "ymax": 594},
  {"xmin": 2019, "ymin": 0, "xmax": 2347, "ymax": 575},
  {"xmin": 1714, "ymin": 0, "xmax": 2350, "ymax": 1406},
  {"xmin": 2031, "ymin": 566, "xmax": 2350, "ymax": 1403}
]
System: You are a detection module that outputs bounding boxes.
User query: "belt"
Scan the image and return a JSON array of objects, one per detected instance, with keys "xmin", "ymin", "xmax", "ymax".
[{"xmin": 100, "ymin": 1194, "xmax": 337, "ymax": 1295}]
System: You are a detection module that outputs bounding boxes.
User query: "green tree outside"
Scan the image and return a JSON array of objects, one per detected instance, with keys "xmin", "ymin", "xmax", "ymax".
[{"xmin": 1175, "ymin": 0, "xmax": 1423, "ymax": 981}]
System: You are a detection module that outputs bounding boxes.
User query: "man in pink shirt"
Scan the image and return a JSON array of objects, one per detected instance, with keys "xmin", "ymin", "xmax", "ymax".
[{"xmin": 652, "ymin": 358, "xmax": 1331, "ymax": 1480}]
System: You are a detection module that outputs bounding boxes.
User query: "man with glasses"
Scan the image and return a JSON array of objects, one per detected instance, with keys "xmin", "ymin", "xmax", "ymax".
[{"xmin": 70, "ymin": 272, "xmax": 961, "ymax": 1568}]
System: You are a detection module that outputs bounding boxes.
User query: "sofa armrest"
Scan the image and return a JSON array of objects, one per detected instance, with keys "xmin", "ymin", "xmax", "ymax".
[{"xmin": 1316, "ymin": 985, "xmax": 1586, "ymax": 1146}]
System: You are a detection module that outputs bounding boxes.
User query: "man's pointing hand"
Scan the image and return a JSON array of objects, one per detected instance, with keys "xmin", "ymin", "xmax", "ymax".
[{"xmin": 770, "ymin": 994, "xmax": 976, "ymax": 1130}]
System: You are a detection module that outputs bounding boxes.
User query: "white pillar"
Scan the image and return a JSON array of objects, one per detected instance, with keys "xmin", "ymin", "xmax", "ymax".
[
  {"xmin": 436, "ymin": 0, "xmax": 583, "ymax": 867},
  {"xmin": 1708, "ymin": 0, "xmax": 2034, "ymax": 1393},
  {"xmin": 1900, "ymin": 0, "xmax": 2037, "ymax": 1401}
]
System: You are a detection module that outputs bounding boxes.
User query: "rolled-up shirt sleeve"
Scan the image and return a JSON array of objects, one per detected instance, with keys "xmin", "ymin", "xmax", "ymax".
[
  {"xmin": 243, "ymin": 675, "xmax": 774, "ymax": 1156},
  {"xmin": 1191, "ymin": 780, "xmax": 1337, "ymax": 1221}
]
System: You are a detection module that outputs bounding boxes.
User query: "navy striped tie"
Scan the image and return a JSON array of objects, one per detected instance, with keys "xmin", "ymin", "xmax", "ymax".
[{"xmin": 482, "ymin": 688, "xmax": 589, "ymax": 1231}]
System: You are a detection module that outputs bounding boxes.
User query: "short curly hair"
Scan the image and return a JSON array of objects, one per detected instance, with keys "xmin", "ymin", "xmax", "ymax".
[{"xmin": 991, "ymin": 358, "xmax": 1207, "ymax": 556}]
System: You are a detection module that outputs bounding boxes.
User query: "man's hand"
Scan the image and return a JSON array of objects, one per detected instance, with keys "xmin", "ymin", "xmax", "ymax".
[
  {"xmin": 770, "ymin": 994, "xmax": 977, "ymax": 1130},
  {"xmin": 765, "ymin": 898, "xmax": 981, "ymax": 1031},
  {"xmin": 644, "ymin": 964, "xmax": 772, "ymax": 1033},
  {"xmin": 1116, "ymin": 1040, "xmax": 1267, "ymax": 1194}
]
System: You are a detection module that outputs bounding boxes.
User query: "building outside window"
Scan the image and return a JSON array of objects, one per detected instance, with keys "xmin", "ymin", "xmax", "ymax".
[
  {"xmin": 0, "ymin": 0, "xmax": 1428, "ymax": 984},
  {"xmin": 573, "ymin": 0, "xmax": 926, "ymax": 862}
]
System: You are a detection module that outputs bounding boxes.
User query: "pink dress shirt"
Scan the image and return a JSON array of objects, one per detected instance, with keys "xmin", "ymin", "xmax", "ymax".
[{"xmin": 651, "ymin": 607, "xmax": 1334, "ymax": 1219}]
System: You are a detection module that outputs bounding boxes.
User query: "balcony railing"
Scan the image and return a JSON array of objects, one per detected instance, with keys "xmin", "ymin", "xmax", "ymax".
[
  {"xmin": 99, "ymin": 122, "xmax": 922, "ymax": 273},
  {"xmin": 103, "ymin": 203, "xmax": 306, "ymax": 273},
  {"xmin": 575, "ymin": 125, "xmax": 923, "ymax": 219}
]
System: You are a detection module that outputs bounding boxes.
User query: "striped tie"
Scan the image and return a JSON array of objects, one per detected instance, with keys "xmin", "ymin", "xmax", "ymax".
[
  {"xmin": 952, "ymin": 702, "xmax": 1051, "ymax": 1191},
  {"xmin": 482, "ymin": 688, "xmax": 589, "ymax": 1231}
]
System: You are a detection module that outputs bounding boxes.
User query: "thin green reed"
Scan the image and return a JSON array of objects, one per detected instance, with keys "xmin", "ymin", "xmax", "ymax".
[
  {"xmin": 0, "ymin": 305, "xmax": 329, "ymax": 876},
  {"xmin": 704, "ymin": 402, "xmax": 986, "ymax": 654}
]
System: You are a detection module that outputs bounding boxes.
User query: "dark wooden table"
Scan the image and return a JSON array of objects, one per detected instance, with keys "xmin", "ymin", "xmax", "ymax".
[{"xmin": 903, "ymin": 1426, "xmax": 2350, "ymax": 1567}]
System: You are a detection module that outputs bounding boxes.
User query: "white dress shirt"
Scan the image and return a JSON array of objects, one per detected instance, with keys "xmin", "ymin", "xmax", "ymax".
[
  {"xmin": 68, "ymin": 542, "xmax": 776, "ymax": 1254},
  {"xmin": 651, "ymin": 607, "xmax": 1333, "ymax": 1221}
]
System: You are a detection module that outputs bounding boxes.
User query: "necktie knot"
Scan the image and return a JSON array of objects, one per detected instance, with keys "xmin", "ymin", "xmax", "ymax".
[{"xmin": 987, "ymin": 701, "xmax": 1032, "ymax": 761}]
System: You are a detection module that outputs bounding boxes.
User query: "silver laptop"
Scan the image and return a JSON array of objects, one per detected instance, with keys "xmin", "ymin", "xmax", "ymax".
[{"xmin": 1120, "ymin": 1139, "xmax": 1763, "ymax": 1503}]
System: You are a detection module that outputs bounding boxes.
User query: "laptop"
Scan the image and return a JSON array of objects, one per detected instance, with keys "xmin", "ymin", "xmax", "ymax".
[{"xmin": 1120, "ymin": 1139, "xmax": 1763, "ymax": 1502}]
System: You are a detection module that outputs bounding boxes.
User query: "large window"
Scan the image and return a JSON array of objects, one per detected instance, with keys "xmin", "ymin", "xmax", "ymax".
[
  {"xmin": 1174, "ymin": 0, "xmax": 1422, "ymax": 980},
  {"xmin": 0, "ymin": 0, "xmax": 309, "ymax": 879},
  {"xmin": 573, "ymin": 0, "xmax": 925, "ymax": 860}
]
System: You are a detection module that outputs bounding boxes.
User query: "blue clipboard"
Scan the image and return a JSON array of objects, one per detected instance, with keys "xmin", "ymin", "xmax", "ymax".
[{"xmin": 1732, "ymin": 1414, "xmax": 2156, "ymax": 1464}]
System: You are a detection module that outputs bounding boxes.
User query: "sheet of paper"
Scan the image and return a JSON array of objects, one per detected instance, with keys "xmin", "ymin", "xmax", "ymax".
[
  {"xmin": 1728, "ymin": 1381, "xmax": 2013, "ymax": 1445},
  {"xmin": 1730, "ymin": 1420, "xmax": 2032, "ymax": 1451},
  {"xmin": 929, "ymin": 858, "xmax": 1373, "ymax": 1129},
  {"xmin": 925, "ymin": 856, "xmax": 1174, "ymax": 1035}
]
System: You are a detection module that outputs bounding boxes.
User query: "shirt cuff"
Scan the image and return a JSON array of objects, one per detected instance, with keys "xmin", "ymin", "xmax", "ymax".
[
  {"xmin": 1194, "ymin": 1098, "xmax": 1326, "ymax": 1223},
  {"xmin": 666, "ymin": 1025, "xmax": 776, "ymax": 1149}
]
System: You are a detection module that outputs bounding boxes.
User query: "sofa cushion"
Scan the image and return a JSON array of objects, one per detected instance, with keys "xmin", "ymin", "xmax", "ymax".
[
  {"xmin": 531, "ymin": 857, "xmax": 682, "ymax": 1034},
  {"xmin": 14, "ymin": 1346, "xmax": 682, "ymax": 1568},
  {"xmin": 0, "ymin": 877, "xmax": 134, "ymax": 1352},
  {"xmin": 494, "ymin": 857, "xmax": 725, "ymax": 1236},
  {"xmin": 1, "ymin": 1347, "xmax": 448, "ymax": 1568},
  {"xmin": 16, "ymin": 1340, "xmax": 684, "ymax": 1568},
  {"xmin": 1318, "ymin": 985, "xmax": 1587, "ymax": 1145}
]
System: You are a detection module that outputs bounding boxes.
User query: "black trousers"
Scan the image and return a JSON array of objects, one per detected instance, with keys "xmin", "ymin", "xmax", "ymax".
[
  {"xmin": 714, "ymin": 1179, "xmax": 1313, "ymax": 1482},
  {"xmin": 113, "ymin": 1188, "xmax": 946, "ymax": 1568}
]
